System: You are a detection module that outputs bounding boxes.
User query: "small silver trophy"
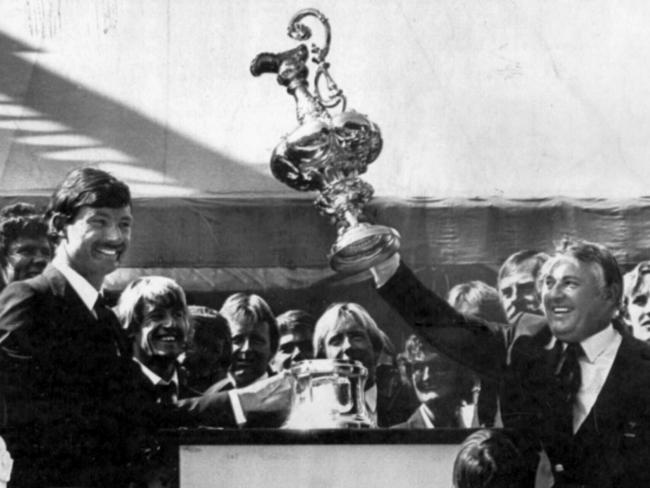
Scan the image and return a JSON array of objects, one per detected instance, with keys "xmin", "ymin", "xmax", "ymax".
[{"xmin": 251, "ymin": 8, "xmax": 400, "ymax": 274}]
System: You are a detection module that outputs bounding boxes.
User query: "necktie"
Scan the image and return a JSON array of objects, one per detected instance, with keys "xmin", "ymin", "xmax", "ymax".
[
  {"xmin": 155, "ymin": 382, "xmax": 177, "ymax": 405},
  {"xmin": 554, "ymin": 341, "xmax": 583, "ymax": 434},
  {"xmin": 94, "ymin": 294, "xmax": 130, "ymax": 357}
]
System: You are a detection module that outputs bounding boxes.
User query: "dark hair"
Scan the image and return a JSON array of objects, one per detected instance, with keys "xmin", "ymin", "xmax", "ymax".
[
  {"xmin": 276, "ymin": 309, "xmax": 316, "ymax": 337},
  {"xmin": 45, "ymin": 167, "xmax": 131, "ymax": 239},
  {"xmin": 0, "ymin": 203, "xmax": 49, "ymax": 262},
  {"xmin": 447, "ymin": 281, "xmax": 507, "ymax": 323},
  {"xmin": 220, "ymin": 293, "xmax": 279, "ymax": 355},
  {"xmin": 401, "ymin": 333, "xmax": 475, "ymax": 404},
  {"xmin": 497, "ymin": 250, "xmax": 549, "ymax": 284},
  {"xmin": 550, "ymin": 238, "xmax": 623, "ymax": 304},
  {"xmin": 187, "ymin": 305, "xmax": 232, "ymax": 370},
  {"xmin": 453, "ymin": 429, "xmax": 528, "ymax": 488}
]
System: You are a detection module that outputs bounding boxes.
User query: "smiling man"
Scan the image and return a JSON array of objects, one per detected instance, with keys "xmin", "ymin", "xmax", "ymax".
[
  {"xmin": 116, "ymin": 276, "xmax": 193, "ymax": 404},
  {"xmin": 0, "ymin": 203, "xmax": 52, "ymax": 291},
  {"xmin": 371, "ymin": 239, "xmax": 650, "ymax": 487},
  {"xmin": 0, "ymin": 167, "xmax": 138, "ymax": 486}
]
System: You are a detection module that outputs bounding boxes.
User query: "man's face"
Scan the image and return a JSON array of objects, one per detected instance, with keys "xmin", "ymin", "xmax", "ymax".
[
  {"xmin": 499, "ymin": 268, "xmax": 540, "ymax": 323},
  {"xmin": 541, "ymin": 256, "xmax": 613, "ymax": 343},
  {"xmin": 323, "ymin": 319, "xmax": 376, "ymax": 384},
  {"xmin": 2, "ymin": 236, "xmax": 51, "ymax": 283},
  {"xmin": 272, "ymin": 329, "xmax": 314, "ymax": 371},
  {"xmin": 410, "ymin": 350, "xmax": 460, "ymax": 406},
  {"xmin": 627, "ymin": 273, "xmax": 650, "ymax": 342},
  {"xmin": 135, "ymin": 301, "xmax": 187, "ymax": 363},
  {"xmin": 60, "ymin": 206, "xmax": 132, "ymax": 282},
  {"xmin": 229, "ymin": 320, "xmax": 272, "ymax": 387}
]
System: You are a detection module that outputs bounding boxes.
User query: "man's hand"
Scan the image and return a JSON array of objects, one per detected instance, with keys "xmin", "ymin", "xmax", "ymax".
[
  {"xmin": 237, "ymin": 373, "xmax": 292, "ymax": 414},
  {"xmin": 370, "ymin": 252, "xmax": 401, "ymax": 288}
]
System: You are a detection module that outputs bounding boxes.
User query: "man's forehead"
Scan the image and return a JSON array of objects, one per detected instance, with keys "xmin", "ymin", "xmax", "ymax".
[
  {"xmin": 500, "ymin": 271, "xmax": 536, "ymax": 288},
  {"xmin": 79, "ymin": 205, "xmax": 133, "ymax": 219},
  {"xmin": 279, "ymin": 331, "xmax": 311, "ymax": 345},
  {"xmin": 230, "ymin": 319, "xmax": 269, "ymax": 337},
  {"xmin": 543, "ymin": 255, "xmax": 602, "ymax": 280},
  {"xmin": 326, "ymin": 319, "xmax": 367, "ymax": 336}
]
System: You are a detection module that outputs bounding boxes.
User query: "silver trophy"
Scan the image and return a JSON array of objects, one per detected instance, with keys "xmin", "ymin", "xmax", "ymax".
[
  {"xmin": 251, "ymin": 8, "xmax": 400, "ymax": 274},
  {"xmin": 284, "ymin": 359, "xmax": 374, "ymax": 429}
]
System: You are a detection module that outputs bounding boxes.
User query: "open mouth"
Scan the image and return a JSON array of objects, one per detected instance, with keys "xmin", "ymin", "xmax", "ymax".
[
  {"xmin": 551, "ymin": 306, "xmax": 572, "ymax": 316},
  {"xmin": 153, "ymin": 334, "xmax": 181, "ymax": 343},
  {"xmin": 95, "ymin": 245, "xmax": 124, "ymax": 258}
]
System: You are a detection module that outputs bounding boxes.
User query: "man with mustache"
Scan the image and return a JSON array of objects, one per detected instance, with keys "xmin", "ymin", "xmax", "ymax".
[
  {"xmin": 0, "ymin": 168, "xmax": 291, "ymax": 486},
  {"xmin": 371, "ymin": 239, "xmax": 650, "ymax": 487},
  {"xmin": 0, "ymin": 168, "xmax": 139, "ymax": 487}
]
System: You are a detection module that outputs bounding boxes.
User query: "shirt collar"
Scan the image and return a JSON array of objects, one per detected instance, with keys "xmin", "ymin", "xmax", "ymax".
[
  {"xmin": 52, "ymin": 257, "xmax": 99, "ymax": 312},
  {"xmin": 365, "ymin": 384, "xmax": 377, "ymax": 413},
  {"xmin": 544, "ymin": 323, "xmax": 619, "ymax": 363},
  {"xmin": 133, "ymin": 357, "xmax": 179, "ymax": 387},
  {"xmin": 580, "ymin": 324, "xmax": 619, "ymax": 363},
  {"xmin": 419, "ymin": 403, "xmax": 436, "ymax": 428}
]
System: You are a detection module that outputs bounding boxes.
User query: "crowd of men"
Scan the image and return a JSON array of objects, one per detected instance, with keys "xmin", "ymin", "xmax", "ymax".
[{"xmin": 0, "ymin": 167, "xmax": 649, "ymax": 487}]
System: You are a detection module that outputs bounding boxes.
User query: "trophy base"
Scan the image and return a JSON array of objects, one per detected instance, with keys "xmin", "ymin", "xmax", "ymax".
[{"xmin": 329, "ymin": 223, "xmax": 401, "ymax": 274}]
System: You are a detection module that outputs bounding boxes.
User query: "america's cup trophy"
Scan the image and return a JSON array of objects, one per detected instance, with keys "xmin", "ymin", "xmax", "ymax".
[{"xmin": 251, "ymin": 8, "xmax": 400, "ymax": 274}]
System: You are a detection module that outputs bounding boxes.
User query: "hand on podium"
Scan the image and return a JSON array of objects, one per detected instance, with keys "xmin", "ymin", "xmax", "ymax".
[{"xmin": 237, "ymin": 372, "xmax": 292, "ymax": 414}]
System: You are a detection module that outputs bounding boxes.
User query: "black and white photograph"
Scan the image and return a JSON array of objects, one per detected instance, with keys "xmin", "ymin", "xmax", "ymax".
[{"xmin": 0, "ymin": 1, "xmax": 649, "ymax": 487}]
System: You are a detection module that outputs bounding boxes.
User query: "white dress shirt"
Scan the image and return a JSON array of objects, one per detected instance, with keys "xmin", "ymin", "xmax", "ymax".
[
  {"xmin": 52, "ymin": 256, "xmax": 100, "ymax": 317},
  {"xmin": 546, "ymin": 324, "xmax": 622, "ymax": 433}
]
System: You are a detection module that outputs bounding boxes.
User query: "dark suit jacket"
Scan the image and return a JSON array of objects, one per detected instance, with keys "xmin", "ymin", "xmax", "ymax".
[
  {"xmin": 0, "ymin": 266, "xmax": 236, "ymax": 487},
  {"xmin": 0, "ymin": 265, "xmax": 151, "ymax": 487},
  {"xmin": 391, "ymin": 404, "xmax": 465, "ymax": 429},
  {"xmin": 380, "ymin": 262, "xmax": 650, "ymax": 488},
  {"xmin": 203, "ymin": 372, "xmax": 287, "ymax": 428}
]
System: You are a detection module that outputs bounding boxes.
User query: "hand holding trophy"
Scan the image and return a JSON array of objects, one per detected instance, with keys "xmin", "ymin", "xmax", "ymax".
[{"xmin": 251, "ymin": 8, "xmax": 400, "ymax": 274}]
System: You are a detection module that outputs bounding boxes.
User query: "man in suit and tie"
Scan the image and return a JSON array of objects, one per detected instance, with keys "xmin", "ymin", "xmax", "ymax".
[
  {"xmin": 115, "ymin": 276, "xmax": 197, "ymax": 404},
  {"xmin": 0, "ymin": 168, "xmax": 292, "ymax": 487},
  {"xmin": 371, "ymin": 239, "xmax": 650, "ymax": 487},
  {"xmin": 0, "ymin": 167, "xmax": 142, "ymax": 486}
]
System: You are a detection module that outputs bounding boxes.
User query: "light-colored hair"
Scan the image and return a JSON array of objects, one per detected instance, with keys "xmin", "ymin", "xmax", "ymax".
[
  {"xmin": 313, "ymin": 302, "xmax": 389, "ymax": 358},
  {"xmin": 539, "ymin": 238, "xmax": 623, "ymax": 304},
  {"xmin": 497, "ymin": 250, "xmax": 549, "ymax": 285},
  {"xmin": 447, "ymin": 281, "xmax": 507, "ymax": 323},
  {"xmin": 623, "ymin": 260, "xmax": 650, "ymax": 305},
  {"xmin": 115, "ymin": 276, "xmax": 189, "ymax": 337},
  {"xmin": 219, "ymin": 292, "xmax": 279, "ymax": 354}
]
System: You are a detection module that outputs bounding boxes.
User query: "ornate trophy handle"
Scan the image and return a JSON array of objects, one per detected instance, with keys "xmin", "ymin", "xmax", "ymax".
[
  {"xmin": 251, "ymin": 9, "xmax": 400, "ymax": 274},
  {"xmin": 287, "ymin": 9, "xmax": 346, "ymax": 111}
]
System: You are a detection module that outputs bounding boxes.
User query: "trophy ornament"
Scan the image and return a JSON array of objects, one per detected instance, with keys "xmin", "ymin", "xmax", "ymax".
[{"xmin": 251, "ymin": 8, "xmax": 400, "ymax": 274}]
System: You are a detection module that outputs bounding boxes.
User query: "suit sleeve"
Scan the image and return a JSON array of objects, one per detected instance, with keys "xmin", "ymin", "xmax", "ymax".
[
  {"xmin": 378, "ymin": 261, "xmax": 506, "ymax": 380},
  {"xmin": 176, "ymin": 392, "xmax": 237, "ymax": 427}
]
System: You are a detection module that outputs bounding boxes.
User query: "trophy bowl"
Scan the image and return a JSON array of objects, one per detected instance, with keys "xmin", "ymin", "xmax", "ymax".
[
  {"xmin": 251, "ymin": 8, "xmax": 401, "ymax": 274},
  {"xmin": 284, "ymin": 359, "xmax": 374, "ymax": 429}
]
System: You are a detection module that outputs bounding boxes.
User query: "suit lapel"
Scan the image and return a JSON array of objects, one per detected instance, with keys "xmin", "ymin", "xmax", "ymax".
[{"xmin": 577, "ymin": 334, "xmax": 630, "ymax": 436}]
